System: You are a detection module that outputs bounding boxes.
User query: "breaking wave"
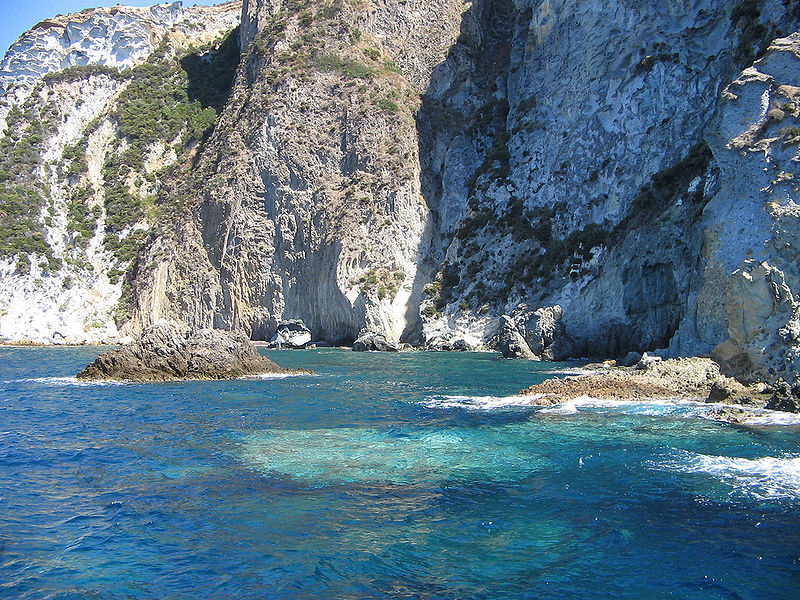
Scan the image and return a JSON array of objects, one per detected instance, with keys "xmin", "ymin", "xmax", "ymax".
[
  {"xmin": 422, "ymin": 393, "xmax": 545, "ymax": 410},
  {"xmin": 659, "ymin": 450, "xmax": 800, "ymax": 501},
  {"xmin": 239, "ymin": 372, "xmax": 313, "ymax": 380},
  {"xmin": 540, "ymin": 396, "xmax": 710, "ymax": 418},
  {"xmin": 3, "ymin": 376, "xmax": 126, "ymax": 386},
  {"xmin": 535, "ymin": 396, "xmax": 800, "ymax": 426}
]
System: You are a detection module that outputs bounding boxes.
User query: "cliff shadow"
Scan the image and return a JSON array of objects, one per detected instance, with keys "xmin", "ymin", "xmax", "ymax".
[
  {"xmin": 405, "ymin": 0, "xmax": 517, "ymax": 341},
  {"xmin": 180, "ymin": 26, "xmax": 241, "ymax": 114}
]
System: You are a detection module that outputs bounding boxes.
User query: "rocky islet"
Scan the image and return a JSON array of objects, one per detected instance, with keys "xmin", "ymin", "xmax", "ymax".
[{"xmin": 76, "ymin": 319, "xmax": 306, "ymax": 381}]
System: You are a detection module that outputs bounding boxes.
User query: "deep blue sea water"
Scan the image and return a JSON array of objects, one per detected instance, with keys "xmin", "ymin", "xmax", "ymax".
[{"xmin": 0, "ymin": 347, "xmax": 799, "ymax": 599}]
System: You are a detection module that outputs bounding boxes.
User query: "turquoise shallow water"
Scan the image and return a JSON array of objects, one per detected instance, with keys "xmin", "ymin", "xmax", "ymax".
[{"xmin": 0, "ymin": 347, "xmax": 799, "ymax": 599}]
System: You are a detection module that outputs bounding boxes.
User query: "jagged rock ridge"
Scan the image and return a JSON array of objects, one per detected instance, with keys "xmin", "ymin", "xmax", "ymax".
[{"xmin": 76, "ymin": 319, "xmax": 300, "ymax": 380}]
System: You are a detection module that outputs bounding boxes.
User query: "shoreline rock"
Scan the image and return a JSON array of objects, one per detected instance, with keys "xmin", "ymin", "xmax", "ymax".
[
  {"xmin": 518, "ymin": 357, "xmax": 784, "ymax": 422},
  {"xmin": 705, "ymin": 405, "xmax": 763, "ymax": 424},
  {"xmin": 268, "ymin": 319, "xmax": 312, "ymax": 349},
  {"xmin": 496, "ymin": 315, "xmax": 536, "ymax": 359},
  {"xmin": 352, "ymin": 331, "xmax": 399, "ymax": 352},
  {"xmin": 76, "ymin": 320, "xmax": 309, "ymax": 382}
]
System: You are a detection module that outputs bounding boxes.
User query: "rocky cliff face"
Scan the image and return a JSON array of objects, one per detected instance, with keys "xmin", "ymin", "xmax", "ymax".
[
  {"xmin": 705, "ymin": 32, "xmax": 800, "ymax": 383},
  {"xmin": 125, "ymin": 0, "xmax": 465, "ymax": 344},
  {"xmin": 0, "ymin": 2, "xmax": 240, "ymax": 343},
  {"xmin": 415, "ymin": 0, "xmax": 799, "ymax": 357},
  {"xmin": 2, "ymin": 0, "xmax": 800, "ymax": 386},
  {"xmin": 0, "ymin": 2, "xmax": 240, "ymax": 131}
]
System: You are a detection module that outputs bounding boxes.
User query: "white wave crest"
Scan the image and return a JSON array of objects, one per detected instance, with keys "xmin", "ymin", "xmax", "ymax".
[
  {"xmin": 7, "ymin": 376, "xmax": 126, "ymax": 386},
  {"xmin": 540, "ymin": 368, "xmax": 600, "ymax": 376},
  {"xmin": 239, "ymin": 372, "xmax": 312, "ymax": 380},
  {"xmin": 423, "ymin": 393, "xmax": 546, "ymax": 410},
  {"xmin": 424, "ymin": 392, "xmax": 800, "ymax": 426},
  {"xmin": 662, "ymin": 451, "xmax": 800, "ymax": 500},
  {"xmin": 539, "ymin": 395, "xmax": 600, "ymax": 414},
  {"xmin": 740, "ymin": 411, "xmax": 800, "ymax": 426},
  {"xmin": 540, "ymin": 396, "xmax": 708, "ymax": 418},
  {"xmin": 2, "ymin": 372, "xmax": 315, "ymax": 386},
  {"xmin": 537, "ymin": 397, "xmax": 800, "ymax": 425}
]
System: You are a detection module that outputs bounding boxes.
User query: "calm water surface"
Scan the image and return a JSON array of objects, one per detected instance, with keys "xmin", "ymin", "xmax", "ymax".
[{"xmin": 0, "ymin": 347, "xmax": 798, "ymax": 599}]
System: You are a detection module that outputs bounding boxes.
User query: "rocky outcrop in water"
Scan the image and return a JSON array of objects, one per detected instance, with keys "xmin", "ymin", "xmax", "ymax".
[
  {"xmin": 352, "ymin": 331, "xmax": 399, "ymax": 352},
  {"xmin": 269, "ymin": 319, "xmax": 312, "ymax": 349},
  {"xmin": 766, "ymin": 381, "xmax": 800, "ymax": 412},
  {"xmin": 517, "ymin": 357, "xmax": 785, "ymax": 419},
  {"xmin": 519, "ymin": 358, "xmax": 728, "ymax": 404},
  {"xmin": 496, "ymin": 315, "xmax": 535, "ymax": 359},
  {"xmin": 77, "ymin": 320, "xmax": 299, "ymax": 381}
]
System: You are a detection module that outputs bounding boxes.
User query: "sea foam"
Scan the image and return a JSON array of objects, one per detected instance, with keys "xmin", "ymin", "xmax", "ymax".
[
  {"xmin": 535, "ymin": 396, "xmax": 800, "ymax": 425},
  {"xmin": 538, "ymin": 396, "xmax": 709, "ymax": 418},
  {"xmin": 661, "ymin": 451, "xmax": 800, "ymax": 501},
  {"xmin": 422, "ymin": 393, "xmax": 545, "ymax": 410},
  {"xmin": 5, "ymin": 376, "xmax": 126, "ymax": 387},
  {"xmin": 238, "ymin": 372, "xmax": 312, "ymax": 380},
  {"xmin": 540, "ymin": 367, "xmax": 600, "ymax": 376}
]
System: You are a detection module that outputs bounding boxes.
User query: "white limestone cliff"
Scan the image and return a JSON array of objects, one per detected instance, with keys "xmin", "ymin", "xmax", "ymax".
[
  {"xmin": 0, "ymin": 2, "xmax": 240, "ymax": 131},
  {"xmin": 0, "ymin": 1, "xmax": 240, "ymax": 344}
]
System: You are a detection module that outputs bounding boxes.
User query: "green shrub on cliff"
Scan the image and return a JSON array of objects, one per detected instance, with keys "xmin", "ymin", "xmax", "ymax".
[
  {"xmin": 731, "ymin": 0, "xmax": 773, "ymax": 63},
  {"xmin": 115, "ymin": 61, "xmax": 217, "ymax": 149},
  {"xmin": 313, "ymin": 53, "xmax": 374, "ymax": 79},
  {"xmin": 626, "ymin": 142, "xmax": 712, "ymax": 217},
  {"xmin": 180, "ymin": 27, "xmax": 240, "ymax": 113},
  {"xmin": 66, "ymin": 188, "xmax": 100, "ymax": 249},
  {"xmin": 42, "ymin": 64, "xmax": 125, "ymax": 84},
  {"xmin": 101, "ymin": 35, "xmax": 235, "ymax": 264},
  {"xmin": 0, "ymin": 186, "xmax": 49, "ymax": 258},
  {"xmin": 0, "ymin": 98, "xmax": 52, "ymax": 262}
]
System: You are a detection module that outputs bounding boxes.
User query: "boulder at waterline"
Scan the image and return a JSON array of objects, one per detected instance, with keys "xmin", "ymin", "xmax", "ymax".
[
  {"xmin": 352, "ymin": 331, "xmax": 400, "ymax": 352},
  {"xmin": 496, "ymin": 316, "xmax": 536, "ymax": 360},
  {"xmin": 618, "ymin": 351, "xmax": 643, "ymax": 368},
  {"xmin": 269, "ymin": 319, "xmax": 312, "ymax": 349},
  {"xmin": 518, "ymin": 306, "xmax": 571, "ymax": 360},
  {"xmin": 766, "ymin": 382, "xmax": 800, "ymax": 413},
  {"xmin": 425, "ymin": 336, "xmax": 476, "ymax": 352},
  {"xmin": 77, "ymin": 320, "xmax": 306, "ymax": 381}
]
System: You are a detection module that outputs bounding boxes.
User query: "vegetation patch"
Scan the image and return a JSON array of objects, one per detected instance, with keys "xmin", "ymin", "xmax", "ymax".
[
  {"xmin": 358, "ymin": 268, "xmax": 406, "ymax": 300},
  {"xmin": 465, "ymin": 98, "xmax": 511, "ymax": 196},
  {"xmin": 318, "ymin": 0, "xmax": 343, "ymax": 19},
  {"xmin": 787, "ymin": 0, "xmax": 800, "ymax": 21},
  {"xmin": 623, "ymin": 142, "xmax": 712, "ymax": 224},
  {"xmin": 251, "ymin": 18, "xmax": 288, "ymax": 55},
  {"xmin": 42, "ymin": 64, "xmax": 125, "ymax": 85},
  {"xmin": 313, "ymin": 53, "xmax": 374, "ymax": 79},
  {"xmin": 66, "ymin": 187, "xmax": 100, "ymax": 250},
  {"xmin": 780, "ymin": 126, "xmax": 800, "ymax": 146},
  {"xmin": 115, "ymin": 51, "xmax": 218, "ymax": 147},
  {"xmin": 180, "ymin": 27, "xmax": 241, "ymax": 113},
  {"xmin": 0, "ymin": 186, "xmax": 49, "ymax": 259},
  {"xmin": 422, "ymin": 263, "xmax": 460, "ymax": 313},
  {"xmin": 0, "ymin": 100, "xmax": 55, "ymax": 265},
  {"xmin": 99, "ymin": 37, "xmax": 235, "ymax": 265}
]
